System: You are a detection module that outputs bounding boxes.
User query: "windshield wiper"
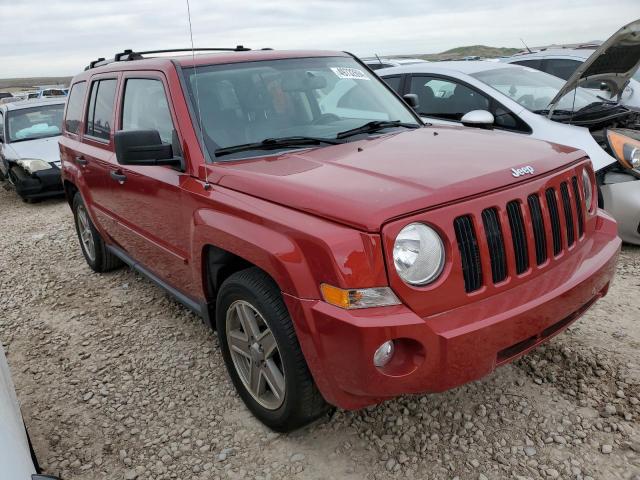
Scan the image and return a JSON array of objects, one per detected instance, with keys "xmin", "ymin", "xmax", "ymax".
[
  {"xmin": 214, "ymin": 136, "xmax": 342, "ymax": 158},
  {"xmin": 336, "ymin": 120, "xmax": 421, "ymax": 140},
  {"xmin": 532, "ymin": 108, "xmax": 576, "ymax": 116}
]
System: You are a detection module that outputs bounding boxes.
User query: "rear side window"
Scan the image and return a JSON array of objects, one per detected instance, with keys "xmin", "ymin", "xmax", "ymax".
[
  {"xmin": 512, "ymin": 59, "xmax": 542, "ymax": 70},
  {"xmin": 64, "ymin": 81, "xmax": 86, "ymax": 134},
  {"xmin": 86, "ymin": 79, "xmax": 117, "ymax": 141},
  {"xmin": 543, "ymin": 59, "xmax": 581, "ymax": 80},
  {"xmin": 121, "ymin": 79, "xmax": 174, "ymax": 144}
]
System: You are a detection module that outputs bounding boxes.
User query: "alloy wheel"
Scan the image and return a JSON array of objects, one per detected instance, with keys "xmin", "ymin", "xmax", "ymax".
[
  {"xmin": 76, "ymin": 205, "xmax": 96, "ymax": 262},
  {"xmin": 225, "ymin": 300, "xmax": 286, "ymax": 410}
]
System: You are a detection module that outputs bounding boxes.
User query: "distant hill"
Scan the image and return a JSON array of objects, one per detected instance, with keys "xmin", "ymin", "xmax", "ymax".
[
  {"xmin": 403, "ymin": 45, "xmax": 521, "ymax": 61},
  {"xmin": 0, "ymin": 77, "xmax": 72, "ymax": 93}
]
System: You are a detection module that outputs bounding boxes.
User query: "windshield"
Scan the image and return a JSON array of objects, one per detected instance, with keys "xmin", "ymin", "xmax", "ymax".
[
  {"xmin": 634, "ymin": 70, "xmax": 640, "ymax": 82},
  {"xmin": 182, "ymin": 56, "xmax": 418, "ymax": 159},
  {"xmin": 7, "ymin": 104, "xmax": 64, "ymax": 142},
  {"xmin": 471, "ymin": 67, "xmax": 603, "ymax": 113}
]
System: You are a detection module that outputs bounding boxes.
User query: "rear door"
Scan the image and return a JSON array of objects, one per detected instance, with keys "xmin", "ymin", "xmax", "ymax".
[
  {"xmin": 106, "ymin": 72, "xmax": 193, "ymax": 291},
  {"xmin": 60, "ymin": 76, "xmax": 120, "ymax": 234}
]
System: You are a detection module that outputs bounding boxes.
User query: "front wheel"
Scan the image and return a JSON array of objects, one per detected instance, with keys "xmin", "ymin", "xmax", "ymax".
[{"xmin": 216, "ymin": 268, "xmax": 331, "ymax": 431}]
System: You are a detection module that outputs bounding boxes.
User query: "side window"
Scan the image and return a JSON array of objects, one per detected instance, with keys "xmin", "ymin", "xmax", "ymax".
[
  {"xmin": 512, "ymin": 59, "xmax": 542, "ymax": 70},
  {"xmin": 409, "ymin": 76, "xmax": 490, "ymax": 121},
  {"xmin": 86, "ymin": 79, "xmax": 117, "ymax": 141},
  {"xmin": 543, "ymin": 59, "xmax": 581, "ymax": 80},
  {"xmin": 64, "ymin": 81, "xmax": 86, "ymax": 134},
  {"xmin": 122, "ymin": 79, "xmax": 174, "ymax": 144},
  {"xmin": 382, "ymin": 76, "xmax": 402, "ymax": 94}
]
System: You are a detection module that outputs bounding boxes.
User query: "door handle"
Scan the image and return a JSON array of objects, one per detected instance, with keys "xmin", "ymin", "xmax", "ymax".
[
  {"xmin": 75, "ymin": 156, "xmax": 88, "ymax": 166},
  {"xmin": 110, "ymin": 170, "xmax": 127, "ymax": 184}
]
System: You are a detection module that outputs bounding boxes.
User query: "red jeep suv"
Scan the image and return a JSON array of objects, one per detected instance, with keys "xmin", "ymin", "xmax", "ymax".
[{"xmin": 60, "ymin": 47, "xmax": 621, "ymax": 431}]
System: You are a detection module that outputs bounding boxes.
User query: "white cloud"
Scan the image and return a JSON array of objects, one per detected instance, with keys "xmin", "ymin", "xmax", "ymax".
[{"xmin": 0, "ymin": 0, "xmax": 638, "ymax": 77}]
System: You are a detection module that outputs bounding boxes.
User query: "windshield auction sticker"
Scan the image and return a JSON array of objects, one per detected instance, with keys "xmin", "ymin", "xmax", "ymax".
[{"xmin": 331, "ymin": 67, "xmax": 371, "ymax": 80}]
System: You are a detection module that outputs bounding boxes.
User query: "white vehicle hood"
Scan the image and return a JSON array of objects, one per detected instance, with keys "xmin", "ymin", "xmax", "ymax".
[
  {"xmin": 0, "ymin": 347, "xmax": 36, "ymax": 478},
  {"xmin": 4, "ymin": 135, "xmax": 62, "ymax": 164},
  {"xmin": 550, "ymin": 18, "xmax": 640, "ymax": 109}
]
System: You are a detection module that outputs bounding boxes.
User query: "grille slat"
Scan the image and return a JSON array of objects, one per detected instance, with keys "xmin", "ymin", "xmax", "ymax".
[
  {"xmin": 545, "ymin": 188, "xmax": 563, "ymax": 255},
  {"xmin": 454, "ymin": 216, "xmax": 483, "ymax": 293},
  {"xmin": 571, "ymin": 176, "xmax": 585, "ymax": 237},
  {"xmin": 506, "ymin": 201, "xmax": 529, "ymax": 274},
  {"xmin": 560, "ymin": 182, "xmax": 575, "ymax": 247},
  {"xmin": 481, "ymin": 208, "xmax": 507, "ymax": 283},
  {"xmin": 527, "ymin": 194, "xmax": 547, "ymax": 265}
]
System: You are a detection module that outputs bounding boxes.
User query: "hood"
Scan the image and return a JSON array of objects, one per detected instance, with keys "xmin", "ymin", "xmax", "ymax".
[
  {"xmin": 209, "ymin": 127, "xmax": 585, "ymax": 232},
  {"xmin": 550, "ymin": 19, "xmax": 640, "ymax": 110},
  {"xmin": 4, "ymin": 136, "xmax": 62, "ymax": 164}
]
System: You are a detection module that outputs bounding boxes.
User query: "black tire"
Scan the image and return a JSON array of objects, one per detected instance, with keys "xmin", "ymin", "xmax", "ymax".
[
  {"xmin": 216, "ymin": 267, "xmax": 332, "ymax": 431},
  {"xmin": 72, "ymin": 192, "xmax": 122, "ymax": 272}
]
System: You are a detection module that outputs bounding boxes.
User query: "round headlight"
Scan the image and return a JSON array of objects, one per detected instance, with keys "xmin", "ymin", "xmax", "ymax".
[
  {"xmin": 582, "ymin": 169, "xmax": 593, "ymax": 213},
  {"xmin": 393, "ymin": 223, "xmax": 445, "ymax": 286}
]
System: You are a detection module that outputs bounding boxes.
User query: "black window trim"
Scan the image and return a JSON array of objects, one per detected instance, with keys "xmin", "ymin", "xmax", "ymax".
[
  {"xmin": 84, "ymin": 76, "xmax": 119, "ymax": 145},
  {"xmin": 404, "ymin": 72, "xmax": 532, "ymax": 135}
]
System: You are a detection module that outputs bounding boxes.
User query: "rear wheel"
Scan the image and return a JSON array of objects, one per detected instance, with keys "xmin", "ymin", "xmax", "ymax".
[
  {"xmin": 216, "ymin": 268, "xmax": 331, "ymax": 431},
  {"xmin": 72, "ymin": 192, "xmax": 122, "ymax": 272}
]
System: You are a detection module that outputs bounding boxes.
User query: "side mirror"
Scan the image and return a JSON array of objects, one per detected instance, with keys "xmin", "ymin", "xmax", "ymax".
[
  {"xmin": 114, "ymin": 130, "xmax": 182, "ymax": 167},
  {"xmin": 461, "ymin": 110, "xmax": 494, "ymax": 129},
  {"xmin": 403, "ymin": 94, "xmax": 419, "ymax": 109}
]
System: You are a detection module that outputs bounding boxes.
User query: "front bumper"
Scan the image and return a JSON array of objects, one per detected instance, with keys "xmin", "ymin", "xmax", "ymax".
[
  {"xmin": 285, "ymin": 211, "xmax": 621, "ymax": 410},
  {"xmin": 9, "ymin": 165, "xmax": 64, "ymax": 199},
  {"xmin": 601, "ymin": 174, "xmax": 640, "ymax": 245}
]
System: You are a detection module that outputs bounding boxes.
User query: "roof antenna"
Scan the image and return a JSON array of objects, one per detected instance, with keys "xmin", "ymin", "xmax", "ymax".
[
  {"xmin": 375, "ymin": 53, "xmax": 383, "ymax": 66},
  {"xmin": 520, "ymin": 38, "xmax": 533, "ymax": 54},
  {"xmin": 186, "ymin": 0, "xmax": 211, "ymax": 191}
]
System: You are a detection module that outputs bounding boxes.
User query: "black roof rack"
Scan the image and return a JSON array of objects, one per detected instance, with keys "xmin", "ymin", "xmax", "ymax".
[{"xmin": 84, "ymin": 46, "xmax": 255, "ymax": 70}]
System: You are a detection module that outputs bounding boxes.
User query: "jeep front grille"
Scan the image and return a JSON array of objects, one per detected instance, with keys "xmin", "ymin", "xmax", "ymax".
[{"xmin": 454, "ymin": 175, "xmax": 585, "ymax": 293}]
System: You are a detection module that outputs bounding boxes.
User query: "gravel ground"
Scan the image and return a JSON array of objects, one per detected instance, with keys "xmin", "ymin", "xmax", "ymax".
[{"xmin": 1, "ymin": 184, "xmax": 639, "ymax": 480}]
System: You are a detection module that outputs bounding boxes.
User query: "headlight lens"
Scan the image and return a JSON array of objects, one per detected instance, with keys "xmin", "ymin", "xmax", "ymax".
[
  {"xmin": 393, "ymin": 223, "xmax": 445, "ymax": 286},
  {"xmin": 17, "ymin": 158, "xmax": 52, "ymax": 174},
  {"xmin": 582, "ymin": 168, "xmax": 594, "ymax": 214},
  {"xmin": 607, "ymin": 129, "xmax": 640, "ymax": 171}
]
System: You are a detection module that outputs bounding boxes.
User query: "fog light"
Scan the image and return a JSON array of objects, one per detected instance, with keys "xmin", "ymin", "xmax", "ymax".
[{"xmin": 373, "ymin": 340, "xmax": 395, "ymax": 368}]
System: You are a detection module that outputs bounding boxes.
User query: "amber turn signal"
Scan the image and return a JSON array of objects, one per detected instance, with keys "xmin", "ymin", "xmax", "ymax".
[{"xmin": 320, "ymin": 284, "xmax": 401, "ymax": 310}]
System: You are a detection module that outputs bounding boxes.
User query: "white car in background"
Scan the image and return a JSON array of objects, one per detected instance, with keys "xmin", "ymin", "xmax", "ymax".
[
  {"xmin": 503, "ymin": 21, "xmax": 640, "ymax": 108},
  {"xmin": 0, "ymin": 345, "xmax": 61, "ymax": 479},
  {"xmin": 377, "ymin": 20, "xmax": 640, "ymax": 244},
  {"xmin": 362, "ymin": 57, "xmax": 428, "ymax": 71},
  {"xmin": 0, "ymin": 98, "xmax": 66, "ymax": 202}
]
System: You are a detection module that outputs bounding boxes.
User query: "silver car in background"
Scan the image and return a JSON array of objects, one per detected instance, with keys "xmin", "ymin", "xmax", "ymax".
[
  {"xmin": 377, "ymin": 21, "xmax": 640, "ymax": 244},
  {"xmin": 0, "ymin": 345, "xmax": 61, "ymax": 479},
  {"xmin": 503, "ymin": 26, "xmax": 640, "ymax": 109}
]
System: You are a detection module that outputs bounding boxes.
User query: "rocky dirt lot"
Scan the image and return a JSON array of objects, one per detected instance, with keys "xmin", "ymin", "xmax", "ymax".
[{"xmin": 0, "ymin": 185, "xmax": 639, "ymax": 480}]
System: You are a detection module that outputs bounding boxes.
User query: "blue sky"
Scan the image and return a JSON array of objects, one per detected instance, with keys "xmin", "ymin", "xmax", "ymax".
[{"xmin": 0, "ymin": 0, "xmax": 638, "ymax": 77}]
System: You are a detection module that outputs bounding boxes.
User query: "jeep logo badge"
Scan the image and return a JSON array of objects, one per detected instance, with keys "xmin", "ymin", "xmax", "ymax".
[{"xmin": 512, "ymin": 166, "xmax": 535, "ymax": 178}]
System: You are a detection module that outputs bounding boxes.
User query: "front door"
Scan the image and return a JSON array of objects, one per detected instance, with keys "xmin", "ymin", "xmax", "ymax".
[{"xmin": 106, "ymin": 74, "xmax": 194, "ymax": 292}]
